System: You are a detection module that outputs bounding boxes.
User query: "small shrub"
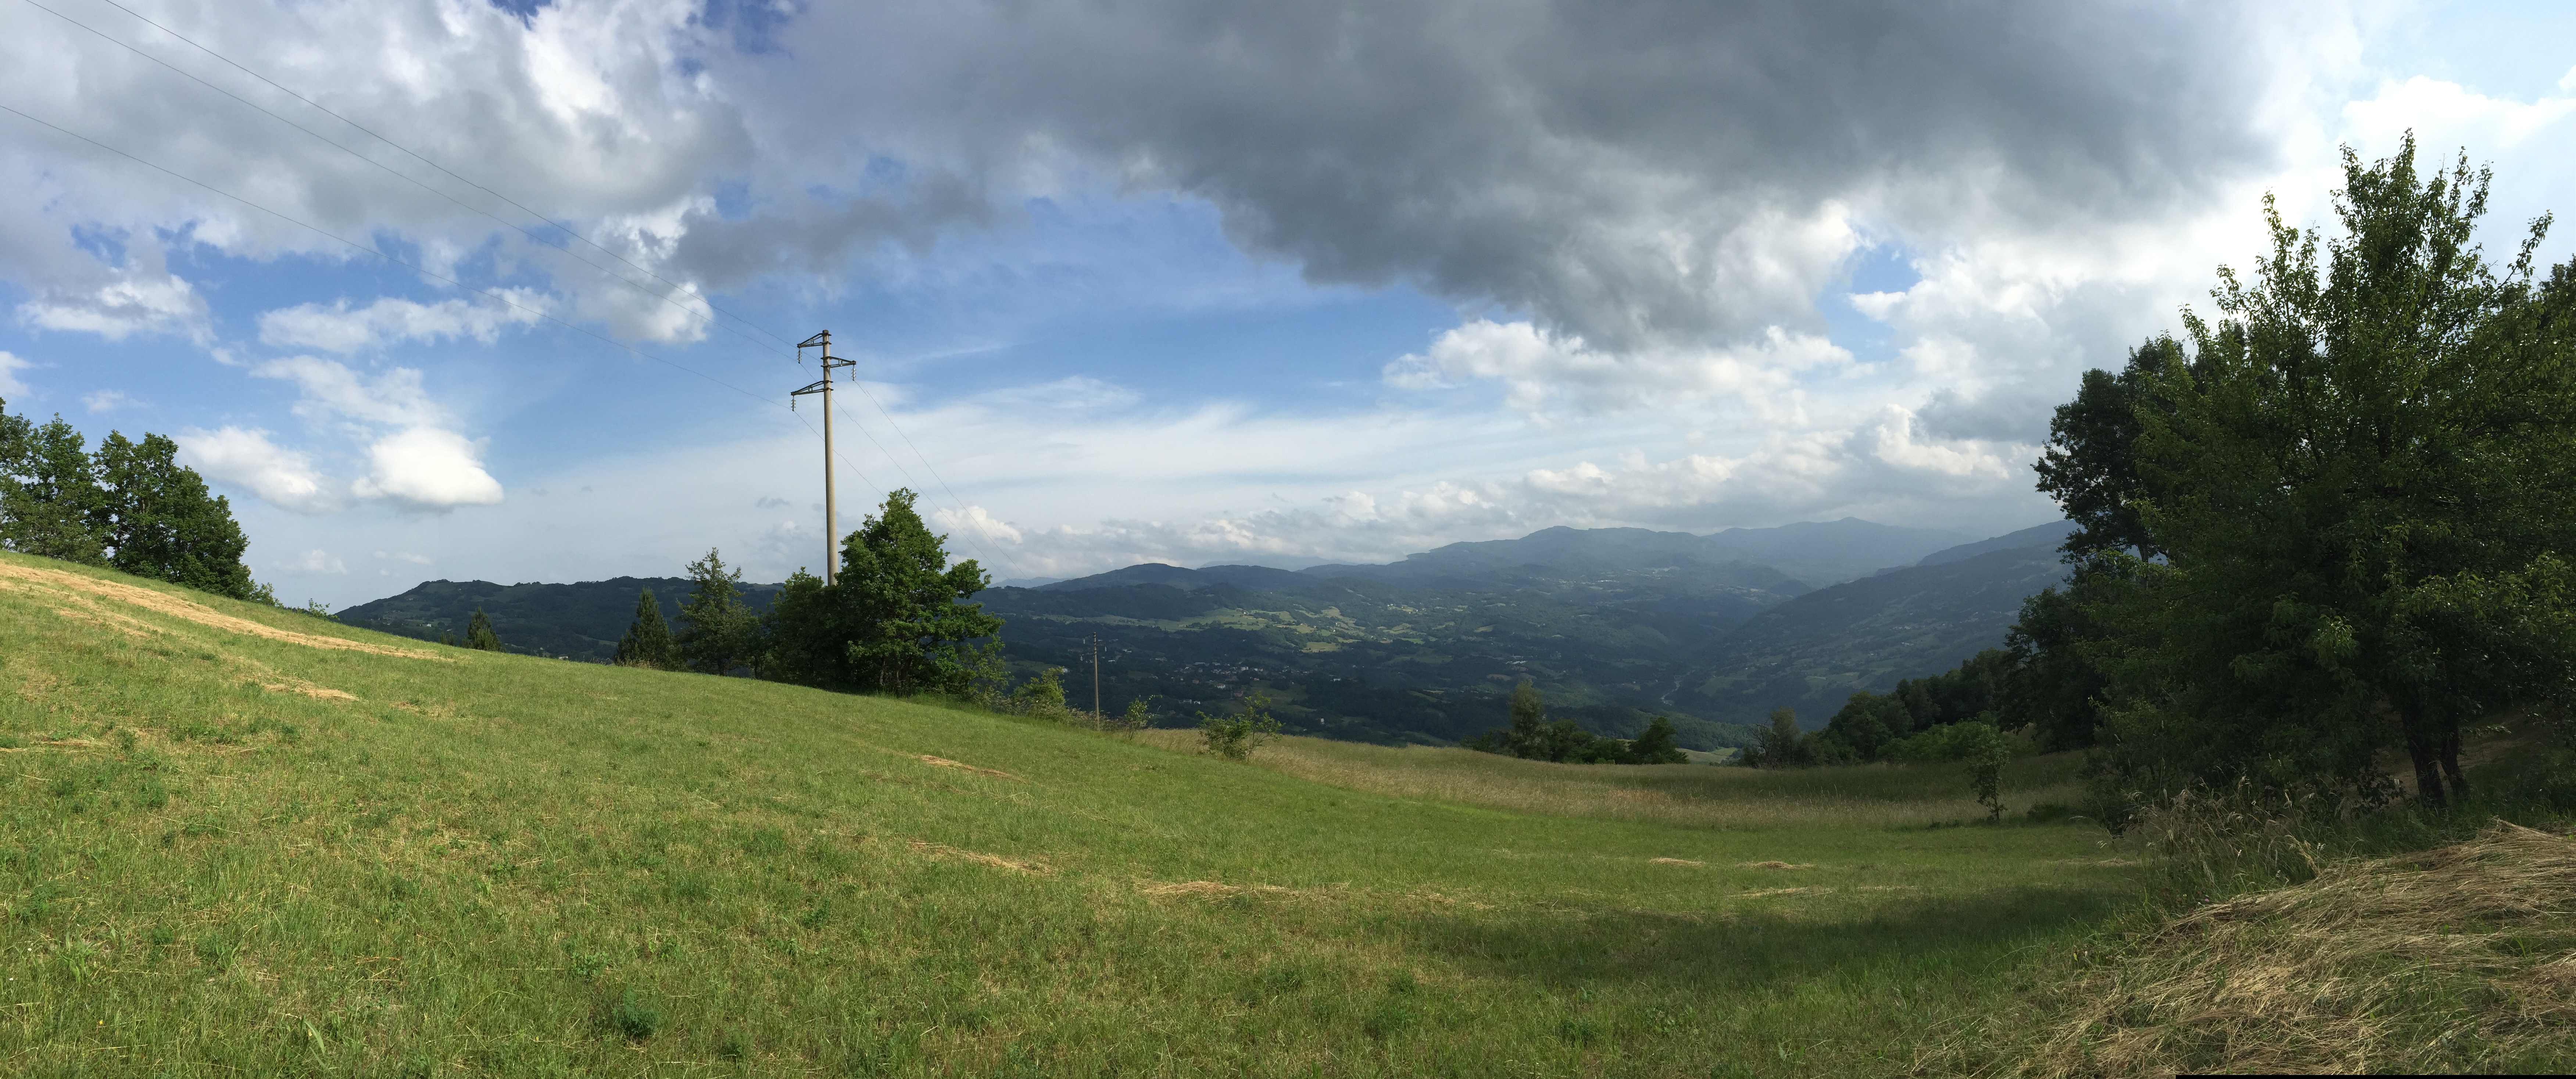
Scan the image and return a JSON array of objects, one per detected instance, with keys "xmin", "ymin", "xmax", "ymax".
[
  {"xmin": 608, "ymin": 987, "xmax": 663, "ymax": 1039},
  {"xmin": 1967, "ymin": 723, "xmax": 2011, "ymax": 822},
  {"xmin": 1199, "ymin": 692, "xmax": 1283, "ymax": 761}
]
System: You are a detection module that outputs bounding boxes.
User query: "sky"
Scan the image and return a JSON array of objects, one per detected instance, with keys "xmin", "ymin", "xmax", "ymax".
[{"xmin": 1, "ymin": 0, "xmax": 2573, "ymax": 605}]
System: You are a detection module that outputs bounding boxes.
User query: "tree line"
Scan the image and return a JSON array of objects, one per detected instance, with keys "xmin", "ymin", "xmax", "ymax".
[
  {"xmin": 1460, "ymin": 681, "xmax": 1690, "ymax": 765},
  {"xmin": 1, "ymin": 399, "xmax": 267, "ymax": 602},
  {"xmin": 1748, "ymin": 138, "xmax": 2576, "ymax": 824}
]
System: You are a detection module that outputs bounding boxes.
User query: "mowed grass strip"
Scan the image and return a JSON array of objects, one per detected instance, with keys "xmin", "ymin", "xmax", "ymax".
[{"xmin": 0, "ymin": 552, "xmax": 2133, "ymax": 1076}]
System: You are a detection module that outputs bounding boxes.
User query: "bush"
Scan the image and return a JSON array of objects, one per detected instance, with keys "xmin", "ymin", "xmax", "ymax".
[{"xmin": 1199, "ymin": 692, "xmax": 1282, "ymax": 761}]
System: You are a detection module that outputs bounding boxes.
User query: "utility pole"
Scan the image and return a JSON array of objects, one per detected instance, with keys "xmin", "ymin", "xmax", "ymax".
[
  {"xmin": 1092, "ymin": 632, "xmax": 1102, "ymax": 719},
  {"xmin": 790, "ymin": 331, "xmax": 856, "ymax": 586}
]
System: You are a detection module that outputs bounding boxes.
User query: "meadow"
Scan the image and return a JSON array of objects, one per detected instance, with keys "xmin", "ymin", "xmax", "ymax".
[{"xmin": 0, "ymin": 551, "xmax": 2138, "ymax": 1076}]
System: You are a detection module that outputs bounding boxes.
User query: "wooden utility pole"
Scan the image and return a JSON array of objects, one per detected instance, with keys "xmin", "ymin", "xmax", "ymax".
[
  {"xmin": 790, "ymin": 331, "xmax": 856, "ymax": 585},
  {"xmin": 1092, "ymin": 632, "xmax": 1102, "ymax": 718}
]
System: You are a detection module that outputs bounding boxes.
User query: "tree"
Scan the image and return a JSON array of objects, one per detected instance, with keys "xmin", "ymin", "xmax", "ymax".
[
  {"xmin": 2035, "ymin": 337, "xmax": 2185, "ymax": 565},
  {"xmin": 2000, "ymin": 583, "xmax": 2113, "ymax": 751},
  {"xmin": 92, "ymin": 431, "xmax": 259, "ymax": 600},
  {"xmin": 613, "ymin": 588, "xmax": 680, "ymax": 670},
  {"xmin": 1960, "ymin": 721, "xmax": 2011, "ymax": 822},
  {"xmin": 1753, "ymin": 707, "xmax": 1807, "ymax": 768},
  {"xmin": 754, "ymin": 489, "xmax": 1003, "ymax": 695},
  {"xmin": 465, "ymin": 607, "xmax": 503, "ymax": 652},
  {"xmin": 1500, "ymin": 680, "xmax": 1549, "ymax": 758},
  {"xmin": 1622, "ymin": 716, "xmax": 1688, "ymax": 764},
  {"xmin": 1199, "ymin": 691, "xmax": 1282, "ymax": 761},
  {"xmin": 675, "ymin": 548, "xmax": 755, "ymax": 675},
  {"xmin": 0, "ymin": 402, "xmax": 108, "ymax": 564},
  {"xmin": 2082, "ymin": 137, "xmax": 2576, "ymax": 807}
]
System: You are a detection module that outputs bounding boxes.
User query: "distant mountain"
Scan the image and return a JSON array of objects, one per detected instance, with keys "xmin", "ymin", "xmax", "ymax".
[
  {"xmin": 339, "ymin": 577, "xmax": 783, "ymax": 662},
  {"xmin": 334, "ymin": 518, "xmax": 2072, "ymax": 750},
  {"xmin": 1300, "ymin": 518, "xmax": 1973, "ymax": 588},
  {"xmin": 1039, "ymin": 563, "xmax": 1313, "ymax": 592},
  {"xmin": 1695, "ymin": 518, "xmax": 1981, "ymax": 585},
  {"xmin": 1911, "ymin": 520, "xmax": 2075, "ymax": 567},
  {"xmin": 1671, "ymin": 530, "xmax": 2075, "ymax": 727}
]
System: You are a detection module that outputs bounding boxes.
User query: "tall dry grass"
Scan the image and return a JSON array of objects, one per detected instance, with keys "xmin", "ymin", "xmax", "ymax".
[{"xmin": 2003, "ymin": 821, "xmax": 2576, "ymax": 1076}]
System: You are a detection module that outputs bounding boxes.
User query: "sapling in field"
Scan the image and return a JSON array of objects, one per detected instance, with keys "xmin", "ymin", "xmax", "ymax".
[{"xmin": 1199, "ymin": 692, "xmax": 1282, "ymax": 761}]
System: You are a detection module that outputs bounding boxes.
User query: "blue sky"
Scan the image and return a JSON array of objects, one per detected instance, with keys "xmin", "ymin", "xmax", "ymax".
[{"xmin": 2, "ymin": 0, "xmax": 2572, "ymax": 605}]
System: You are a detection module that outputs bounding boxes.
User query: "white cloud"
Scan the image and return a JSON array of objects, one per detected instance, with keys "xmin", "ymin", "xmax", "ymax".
[
  {"xmin": 173, "ymin": 427, "xmax": 340, "ymax": 513},
  {"xmin": 82, "ymin": 389, "xmax": 132, "ymax": 413},
  {"xmin": 1384, "ymin": 319, "xmax": 1848, "ymax": 420},
  {"xmin": 350, "ymin": 427, "xmax": 504, "ymax": 510},
  {"xmin": 279, "ymin": 549, "xmax": 348, "ymax": 574},
  {"xmin": 0, "ymin": 350, "xmax": 29, "ymax": 399},
  {"xmin": 257, "ymin": 291, "xmax": 552, "ymax": 354},
  {"xmin": 17, "ymin": 266, "xmax": 207, "ymax": 343},
  {"xmin": 253, "ymin": 356, "xmax": 441, "ymax": 428},
  {"xmin": 375, "ymin": 550, "xmax": 434, "ymax": 565}
]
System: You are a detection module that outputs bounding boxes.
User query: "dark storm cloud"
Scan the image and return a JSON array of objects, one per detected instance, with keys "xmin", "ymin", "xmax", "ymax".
[{"xmin": 715, "ymin": 0, "xmax": 2284, "ymax": 349}]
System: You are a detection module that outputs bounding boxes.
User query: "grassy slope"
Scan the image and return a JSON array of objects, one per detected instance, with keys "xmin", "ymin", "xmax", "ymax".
[{"xmin": 0, "ymin": 552, "xmax": 2132, "ymax": 1076}]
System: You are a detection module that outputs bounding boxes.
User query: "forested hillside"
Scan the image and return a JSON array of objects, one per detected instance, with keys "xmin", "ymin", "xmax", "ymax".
[
  {"xmin": 338, "ymin": 577, "xmax": 784, "ymax": 662},
  {"xmin": 1675, "ymin": 522, "xmax": 2076, "ymax": 726}
]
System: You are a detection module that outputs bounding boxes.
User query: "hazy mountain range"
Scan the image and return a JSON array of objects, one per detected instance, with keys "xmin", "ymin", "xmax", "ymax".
[{"xmin": 338, "ymin": 517, "xmax": 2073, "ymax": 749}]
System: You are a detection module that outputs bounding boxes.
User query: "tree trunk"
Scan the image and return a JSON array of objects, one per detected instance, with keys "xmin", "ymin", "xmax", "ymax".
[{"xmin": 2438, "ymin": 727, "xmax": 2469, "ymax": 801}]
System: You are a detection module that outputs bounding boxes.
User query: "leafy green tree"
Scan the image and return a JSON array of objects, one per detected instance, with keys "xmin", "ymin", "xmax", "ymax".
[
  {"xmin": 1621, "ymin": 716, "xmax": 1688, "ymax": 764},
  {"xmin": 464, "ymin": 607, "xmax": 502, "ymax": 652},
  {"xmin": 2000, "ymin": 583, "xmax": 2113, "ymax": 750},
  {"xmin": 675, "ymin": 548, "xmax": 755, "ymax": 675},
  {"xmin": 754, "ymin": 489, "xmax": 1003, "ymax": 695},
  {"xmin": 613, "ymin": 588, "xmax": 680, "ymax": 670},
  {"xmin": 1500, "ymin": 680, "xmax": 1549, "ymax": 758},
  {"xmin": 0, "ymin": 401, "xmax": 108, "ymax": 564},
  {"xmin": 2084, "ymin": 137, "xmax": 2576, "ymax": 807},
  {"xmin": 842, "ymin": 490, "xmax": 1001, "ymax": 694},
  {"xmin": 2035, "ymin": 337, "xmax": 2185, "ymax": 564},
  {"xmin": 1012, "ymin": 667, "xmax": 1068, "ymax": 713},
  {"xmin": 1753, "ymin": 707, "xmax": 1807, "ymax": 768},
  {"xmin": 91, "ymin": 431, "xmax": 259, "ymax": 600}
]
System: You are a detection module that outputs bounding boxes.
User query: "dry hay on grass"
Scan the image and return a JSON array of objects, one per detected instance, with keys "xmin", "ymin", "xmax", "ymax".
[
  {"xmin": 906, "ymin": 839, "xmax": 1051, "ymax": 875},
  {"xmin": 1739, "ymin": 860, "xmax": 1813, "ymax": 870},
  {"xmin": 1649, "ymin": 857, "xmax": 1707, "ymax": 867},
  {"xmin": 263, "ymin": 681, "xmax": 357, "ymax": 701},
  {"xmin": 0, "ymin": 560, "xmax": 441, "ymax": 659},
  {"xmin": 918, "ymin": 755, "xmax": 1022, "ymax": 781},
  {"xmin": 2012, "ymin": 822, "xmax": 2576, "ymax": 1077}
]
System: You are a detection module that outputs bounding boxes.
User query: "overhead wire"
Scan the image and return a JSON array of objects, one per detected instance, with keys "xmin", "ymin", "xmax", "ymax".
[{"xmin": 23, "ymin": 0, "xmax": 1019, "ymax": 570}]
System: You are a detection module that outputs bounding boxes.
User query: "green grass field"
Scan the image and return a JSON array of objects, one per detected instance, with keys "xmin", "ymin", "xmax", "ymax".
[{"xmin": 0, "ymin": 552, "xmax": 2136, "ymax": 1076}]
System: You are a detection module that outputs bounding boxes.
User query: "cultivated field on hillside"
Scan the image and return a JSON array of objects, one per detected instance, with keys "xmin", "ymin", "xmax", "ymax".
[{"xmin": 0, "ymin": 552, "xmax": 2132, "ymax": 1076}]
